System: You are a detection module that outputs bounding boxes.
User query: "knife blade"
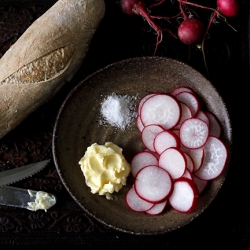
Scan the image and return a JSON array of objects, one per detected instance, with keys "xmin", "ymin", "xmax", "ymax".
[
  {"xmin": 0, "ymin": 186, "xmax": 56, "ymax": 211},
  {"xmin": 0, "ymin": 159, "xmax": 50, "ymax": 187}
]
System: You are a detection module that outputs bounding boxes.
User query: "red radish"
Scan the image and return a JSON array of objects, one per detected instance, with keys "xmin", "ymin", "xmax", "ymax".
[
  {"xmin": 180, "ymin": 118, "xmax": 209, "ymax": 149},
  {"xmin": 153, "ymin": 130, "xmax": 180, "ymax": 155},
  {"xmin": 217, "ymin": 0, "xmax": 240, "ymax": 17},
  {"xmin": 194, "ymin": 136, "xmax": 228, "ymax": 180},
  {"xmin": 146, "ymin": 200, "xmax": 168, "ymax": 215},
  {"xmin": 175, "ymin": 91, "xmax": 200, "ymax": 117},
  {"xmin": 169, "ymin": 177, "xmax": 199, "ymax": 213},
  {"xmin": 140, "ymin": 94, "xmax": 181, "ymax": 130},
  {"xmin": 170, "ymin": 86, "xmax": 194, "ymax": 96},
  {"xmin": 126, "ymin": 186, "xmax": 154, "ymax": 212},
  {"xmin": 130, "ymin": 151, "xmax": 158, "ymax": 177},
  {"xmin": 205, "ymin": 111, "xmax": 222, "ymax": 138},
  {"xmin": 134, "ymin": 165, "xmax": 173, "ymax": 203},
  {"xmin": 158, "ymin": 147, "xmax": 186, "ymax": 179},
  {"xmin": 141, "ymin": 124, "xmax": 164, "ymax": 152},
  {"xmin": 178, "ymin": 18, "xmax": 206, "ymax": 45}
]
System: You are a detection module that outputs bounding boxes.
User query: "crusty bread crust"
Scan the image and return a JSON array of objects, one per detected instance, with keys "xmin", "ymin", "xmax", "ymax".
[{"xmin": 0, "ymin": 0, "xmax": 105, "ymax": 139}]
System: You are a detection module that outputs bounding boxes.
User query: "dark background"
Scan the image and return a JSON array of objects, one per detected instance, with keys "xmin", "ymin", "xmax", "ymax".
[{"xmin": 0, "ymin": 0, "xmax": 249, "ymax": 249}]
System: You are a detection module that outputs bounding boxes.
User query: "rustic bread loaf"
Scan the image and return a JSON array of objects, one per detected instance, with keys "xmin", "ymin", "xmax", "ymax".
[{"xmin": 0, "ymin": 0, "xmax": 105, "ymax": 139}]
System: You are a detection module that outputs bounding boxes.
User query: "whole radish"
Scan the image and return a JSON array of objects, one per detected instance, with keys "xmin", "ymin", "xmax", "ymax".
[
  {"xmin": 177, "ymin": 1, "xmax": 205, "ymax": 45},
  {"xmin": 120, "ymin": 0, "xmax": 146, "ymax": 15},
  {"xmin": 217, "ymin": 0, "xmax": 240, "ymax": 17},
  {"xmin": 178, "ymin": 19, "xmax": 205, "ymax": 45},
  {"xmin": 119, "ymin": 0, "xmax": 170, "ymax": 54}
]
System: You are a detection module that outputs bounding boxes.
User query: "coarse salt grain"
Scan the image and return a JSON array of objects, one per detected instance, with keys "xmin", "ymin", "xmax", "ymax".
[{"xmin": 100, "ymin": 93, "xmax": 137, "ymax": 130}]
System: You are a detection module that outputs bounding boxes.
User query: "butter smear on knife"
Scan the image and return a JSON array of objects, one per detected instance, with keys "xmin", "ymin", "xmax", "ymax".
[{"xmin": 27, "ymin": 190, "xmax": 56, "ymax": 212}]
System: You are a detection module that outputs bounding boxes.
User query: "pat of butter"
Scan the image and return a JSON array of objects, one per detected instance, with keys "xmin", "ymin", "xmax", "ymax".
[
  {"xmin": 27, "ymin": 190, "xmax": 56, "ymax": 212},
  {"xmin": 79, "ymin": 142, "xmax": 131, "ymax": 200}
]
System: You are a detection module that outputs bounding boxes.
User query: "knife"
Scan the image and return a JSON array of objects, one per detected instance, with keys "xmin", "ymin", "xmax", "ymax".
[
  {"xmin": 0, "ymin": 186, "xmax": 56, "ymax": 211},
  {"xmin": 0, "ymin": 159, "xmax": 50, "ymax": 187}
]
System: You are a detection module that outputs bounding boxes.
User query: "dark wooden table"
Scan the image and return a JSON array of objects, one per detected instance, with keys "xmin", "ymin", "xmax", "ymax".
[{"xmin": 0, "ymin": 0, "xmax": 249, "ymax": 249}]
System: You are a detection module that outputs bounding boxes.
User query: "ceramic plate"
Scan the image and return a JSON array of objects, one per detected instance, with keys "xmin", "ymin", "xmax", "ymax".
[{"xmin": 52, "ymin": 57, "xmax": 232, "ymax": 235}]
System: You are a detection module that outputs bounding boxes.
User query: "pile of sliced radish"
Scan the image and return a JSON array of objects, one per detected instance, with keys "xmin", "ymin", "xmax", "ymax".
[{"xmin": 126, "ymin": 86, "xmax": 228, "ymax": 215}]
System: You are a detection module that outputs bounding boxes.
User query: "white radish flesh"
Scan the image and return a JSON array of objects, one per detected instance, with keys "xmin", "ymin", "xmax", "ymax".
[
  {"xmin": 140, "ymin": 94, "xmax": 181, "ymax": 130},
  {"xmin": 196, "ymin": 110, "xmax": 210, "ymax": 126},
  {"xmin": 194, "ymin": 136, "xmax": 228, "ymax": 180},
  {"xmin": 169, "ymin": 177, "xmax": 199, "ymax": 213},
  {"xmin": 173, "ymin": 101, "xmax": 192, "ymax": 129},
  {"xmin": 130, "ymin": 151, "xmax": 158, "ymax": 177},
  {"xmin": 138, "ymin": 93, "xmax": 156, "ymax": 116},
  {"xmin": 126, "ymin": 186, "xmax": 154, "ymax": 212},
  {"xmin": 141, "ymin": 124, "xmax": 164, "ymax": 152},
  {"xmin": 146, "ymin": 200, "xmax": 168, "ymax": 215},
  {"xmin": 193, "ymin": 175, "xmax": 208, "ymax": 194},
  {"xmin": 184, "ymin": 147, "xmax": 205, "ymax": 172},
  {"xmin": 183, "ymin": 152, "xmax": 195, "ymax": 173},
  {"xmin": 153, "ymin": 130, "xmax": 180, "ymax": 155},
  {"xmin": 170, "ymin": 86, "xmax": 194, "ymax": 96},
  {"xmin": 175, "ymin": 91, "xmax": 200, "ymax": 117},
  {"xmin": 180, "ymin": 118, "xmax": 209, "ymax": 149},
  {"xmin": 134, "ymin": 165, "xmax": 173, "ymax": 203},
  {"xmin": 159, "ymin": 147, "xmax": 186, "ymax": 179},
  {"xmin": 136, "ymin": 115, "xmax": 144, "ymax": 132},
  {"xmin": 205, "ymin": 111, "xmax": 222, "ymax": 138},
  {"xmin": 182, "ymin": 169, "xmax": 193, "ymax": 180}
]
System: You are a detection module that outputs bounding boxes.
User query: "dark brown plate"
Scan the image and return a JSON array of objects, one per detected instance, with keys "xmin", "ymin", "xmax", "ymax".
[{"xmin": 52, "ymin": 57, "xmax": 232, "ymax": 235}]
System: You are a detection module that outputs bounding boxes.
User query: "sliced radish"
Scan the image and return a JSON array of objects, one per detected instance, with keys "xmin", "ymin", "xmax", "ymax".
[
  {"xmin": 170, "ymin": 86, "xmax": 194, "ymax": 96},
  {"xmin": 180, "ymin": 118, "xmax": 209, "ymax": 149},
  {"xmin": 158, "ymin": 147, "xmax": 186, "ymax": 179},
  {"xmin": 143, "ymin": 148, "xmax": 159, "ymax": 159},
  {"xmin": 134, "ymin": 165, "xmax": 173, "ymax": 203},
  {"xmin": 173, "ymin": 101, "xmax": 192, "ymax": 129},
  {"xmin": 141, "ymin": 124, "xmax": 164, "ymax": 152},
  {"xmin": 137, "ymin": 94, "xmax": 157, "ymax": 132},
  {"xmin": 205, "ymin": 111, "xmax": 222, "ymax": 138},
  {"xmin": 140, "ymin": 94, "xmax": 181, "ymax": 130},
  {"xmin": 146, "ymin": 200, "xmax": 168, "ymax": 215},
  {"xmin": 138, "ymin": 93, "xmax": 156, "ymax": 116},
  {"xmin": 130, "ymin": 151, "xmax": 158, "ymax": 177},
  {"xmin": 175, "ymin": 91, "xmax": 200, "ymax": 117},
  {"xmin": 182, "ymin": 169, "xmax": 193, "ymax": 180},
  {"xmin": 126, "ymin": 186, "xmax": 154, "ymax": 212},
  {"xmin": 183, "ymin": 152, "xmax": 195, "ymax": 173},
  {"xmin": 153, "ymin": 130, "xmax": 180, "ymax": 155},
  {"xmin": 192, "ymin": 175, "xmax": 208, "ymax": 194},
  {"xmin": 169, "ymin": 177, "xmax": 199, "ymax": 213},
  {"xmin": 126, "ymin": 86, "xmax": 228, "ymax": 216},
  {"xmin": 136, "ymin": 115, "xmax": 144, "ymax": 132},
  {"xmin": 194, "ymin": 136, "xmax": 228, "ymax": 180},
  {"xmin": 181, "ymin": 147, "xmax": 205, "ymax": 172},
  {"xmin": 196, "ymin": 110, "xmax": 209, "ymax": 126}
]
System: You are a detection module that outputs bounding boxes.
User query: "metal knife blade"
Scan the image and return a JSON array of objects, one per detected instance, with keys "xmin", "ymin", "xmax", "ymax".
[
  {"xmin": 0, "ymin": 186, "xmax": 56, "ymax": 211},
  {"xmin": 0, "ymin": 159, "xmax": 50, "ymax": 187}
]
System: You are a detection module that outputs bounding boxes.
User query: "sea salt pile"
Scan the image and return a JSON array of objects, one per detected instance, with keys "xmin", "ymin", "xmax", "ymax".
[{"xmin": 100, "ymin": 93, "xmax": 137, "ymax": 130}]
